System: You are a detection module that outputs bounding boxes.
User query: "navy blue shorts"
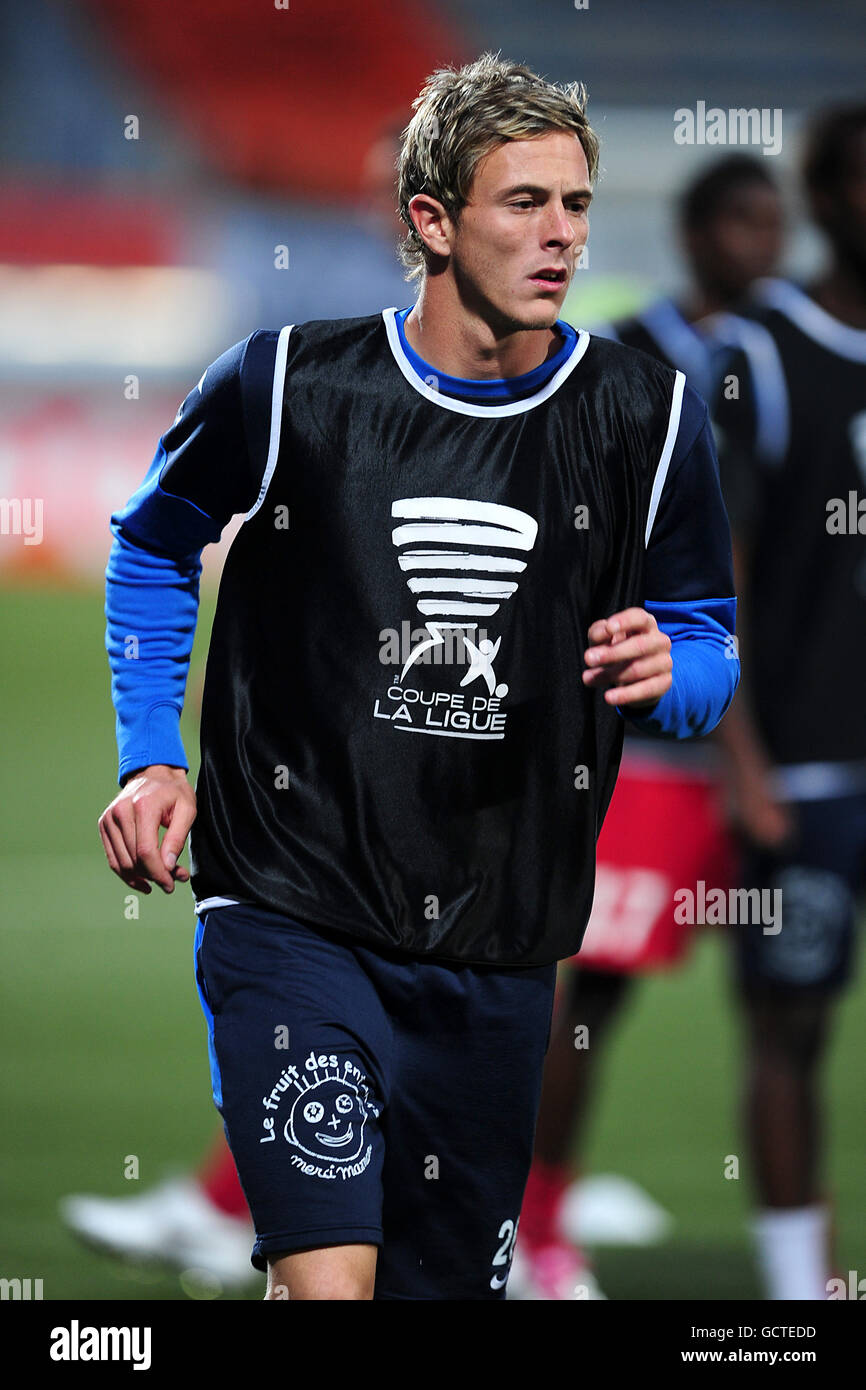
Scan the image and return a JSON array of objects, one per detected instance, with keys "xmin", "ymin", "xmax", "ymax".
[
  {"xmin": 733, "ymin": 793, "xmax": 866, "ymax": 996},
  {"xmin": 193, "ymin": 902, "xmax": 557, "ymax": 1299}
]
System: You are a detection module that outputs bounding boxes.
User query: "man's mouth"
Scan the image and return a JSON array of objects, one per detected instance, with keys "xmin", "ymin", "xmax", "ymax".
[{"xmin": 528, "ymin": 268, "xmax": 568, "ymax": 289}]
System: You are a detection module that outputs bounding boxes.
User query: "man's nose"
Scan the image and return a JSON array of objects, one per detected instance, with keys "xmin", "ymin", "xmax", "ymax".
[{"xmin": 543, "ymin": 204, "xmax": 577, "ymax": 245}]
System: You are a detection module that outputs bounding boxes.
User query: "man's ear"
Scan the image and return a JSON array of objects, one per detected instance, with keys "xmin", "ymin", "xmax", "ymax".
[{"xmin": 407, "ymin": 193, "xmax": 455, "ymax": 261}]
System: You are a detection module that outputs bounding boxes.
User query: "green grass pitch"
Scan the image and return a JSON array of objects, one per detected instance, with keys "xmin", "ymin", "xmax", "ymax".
[{"xmin": 1, "ymin": 586, "xmax": 863, "ymax": 1300}]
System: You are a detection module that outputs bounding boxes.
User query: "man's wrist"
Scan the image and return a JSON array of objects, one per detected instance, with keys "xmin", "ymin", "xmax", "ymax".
[{"xmin": 120, "ymin": 764, "xmax": 188, "ymax": 788}]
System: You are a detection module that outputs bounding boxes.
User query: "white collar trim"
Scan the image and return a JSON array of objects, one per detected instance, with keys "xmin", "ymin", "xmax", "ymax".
[
  {"xmin": 381, "ymin": 306, "xmax": 589, "ymax": 417},
  {"xmin": 755, "ymin": 277, "xmax": 866, "ymax": 362}
]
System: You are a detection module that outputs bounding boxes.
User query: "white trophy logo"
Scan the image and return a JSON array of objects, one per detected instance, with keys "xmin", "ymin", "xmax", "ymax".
[{"xmin": 391, "ymin": 496, "xmax": 538, "ymax": 694}]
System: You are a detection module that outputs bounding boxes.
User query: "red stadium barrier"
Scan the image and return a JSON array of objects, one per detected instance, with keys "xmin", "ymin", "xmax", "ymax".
[{"xmin": 81, "ymin": 0, "xmax": 469, "ymax": 197}]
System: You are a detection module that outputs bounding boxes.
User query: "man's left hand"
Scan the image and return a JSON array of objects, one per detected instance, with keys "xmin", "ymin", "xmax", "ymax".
[{"xmin": 582, "ymin": 607, "xmax": 673, "ymax": 710}]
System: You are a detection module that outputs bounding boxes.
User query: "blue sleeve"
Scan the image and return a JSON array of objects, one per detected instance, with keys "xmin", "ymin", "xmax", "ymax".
[
  {"xmin": 709, "ymin": 313, "xmax": 790, "ymax": 534},
  {"xmin": 620, "ymin": 381, "xmax": 740, "ymax": 739},
  {"xmin": 105, "ymin": 329, "xmax": 280, "ymax": 784}
]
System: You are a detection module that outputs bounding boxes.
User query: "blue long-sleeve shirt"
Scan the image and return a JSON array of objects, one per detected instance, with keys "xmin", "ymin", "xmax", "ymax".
[{"xmin": 105, "ymin": 315, "xmax": 739, "ymax": 784}]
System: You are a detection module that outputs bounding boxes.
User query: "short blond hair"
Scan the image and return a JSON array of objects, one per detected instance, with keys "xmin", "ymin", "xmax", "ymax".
[{"xmin": 397, "ymin": 51, "xmax": 600, "ymax": 283}]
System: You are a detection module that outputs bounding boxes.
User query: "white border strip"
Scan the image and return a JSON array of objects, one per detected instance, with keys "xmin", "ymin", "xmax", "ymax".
[
  {"xmin": 194, "ymin": 895, "xmax": 249, "ymax": 913},
  {"xmin": 382, "ymin": 306, "xmax": 589, "ymax": 417},
  {"xmin": 755, "ymin": 277, "xmax": 866, "ymax": 363},
  {"xmin": 245, "ymin": 323, "xmax": 293, "ymax": 521},
  {"xmin": 771, "ymin": 759, "xmax": 866, "ymax": 802},
  {"xmin": 645, "ymin": 369, "xmax": 686, "ymax": 547},
  {"xmin": 708, "ymin": 310, "xmax": 790, "ymax": 466}
]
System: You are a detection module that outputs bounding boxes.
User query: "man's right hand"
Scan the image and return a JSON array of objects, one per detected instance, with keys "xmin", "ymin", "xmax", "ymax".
[
  {"xmin": 724, "ymin": 757, "xmax": 795, "ymax": 851},
  {"xmin": 98, "ymin": 765, "xmax": 197, "ymax": 895}
]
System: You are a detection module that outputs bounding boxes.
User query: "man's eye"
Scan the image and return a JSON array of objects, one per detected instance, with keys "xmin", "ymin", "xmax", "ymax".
[{"xmin": 512, "ymin": 201, "xmax": 534, "ymax": 209}]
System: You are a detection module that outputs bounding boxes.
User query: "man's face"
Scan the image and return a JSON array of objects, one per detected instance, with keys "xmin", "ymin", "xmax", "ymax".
[
  {"xmin": 446, "ymin": 130, "xmax": 592, "ymax": 332},
  {"xmin": 688, "ymin": 181, "xmax": 784, "ymax": 301}
]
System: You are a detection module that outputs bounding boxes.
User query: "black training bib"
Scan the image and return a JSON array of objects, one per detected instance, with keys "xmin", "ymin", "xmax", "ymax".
[{"xmin": 189, "ymin": 310, "xmax": 681, "ymax": 965}]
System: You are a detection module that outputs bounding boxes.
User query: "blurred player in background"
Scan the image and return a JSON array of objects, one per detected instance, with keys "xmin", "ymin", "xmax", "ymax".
[
  {"xmin": 512, "ymin": 155, "xmax": 784, "ymax": 1300},
  {"xmin": 711, "ymin": 104, "xmax": 866, "ymax": 1300}
]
